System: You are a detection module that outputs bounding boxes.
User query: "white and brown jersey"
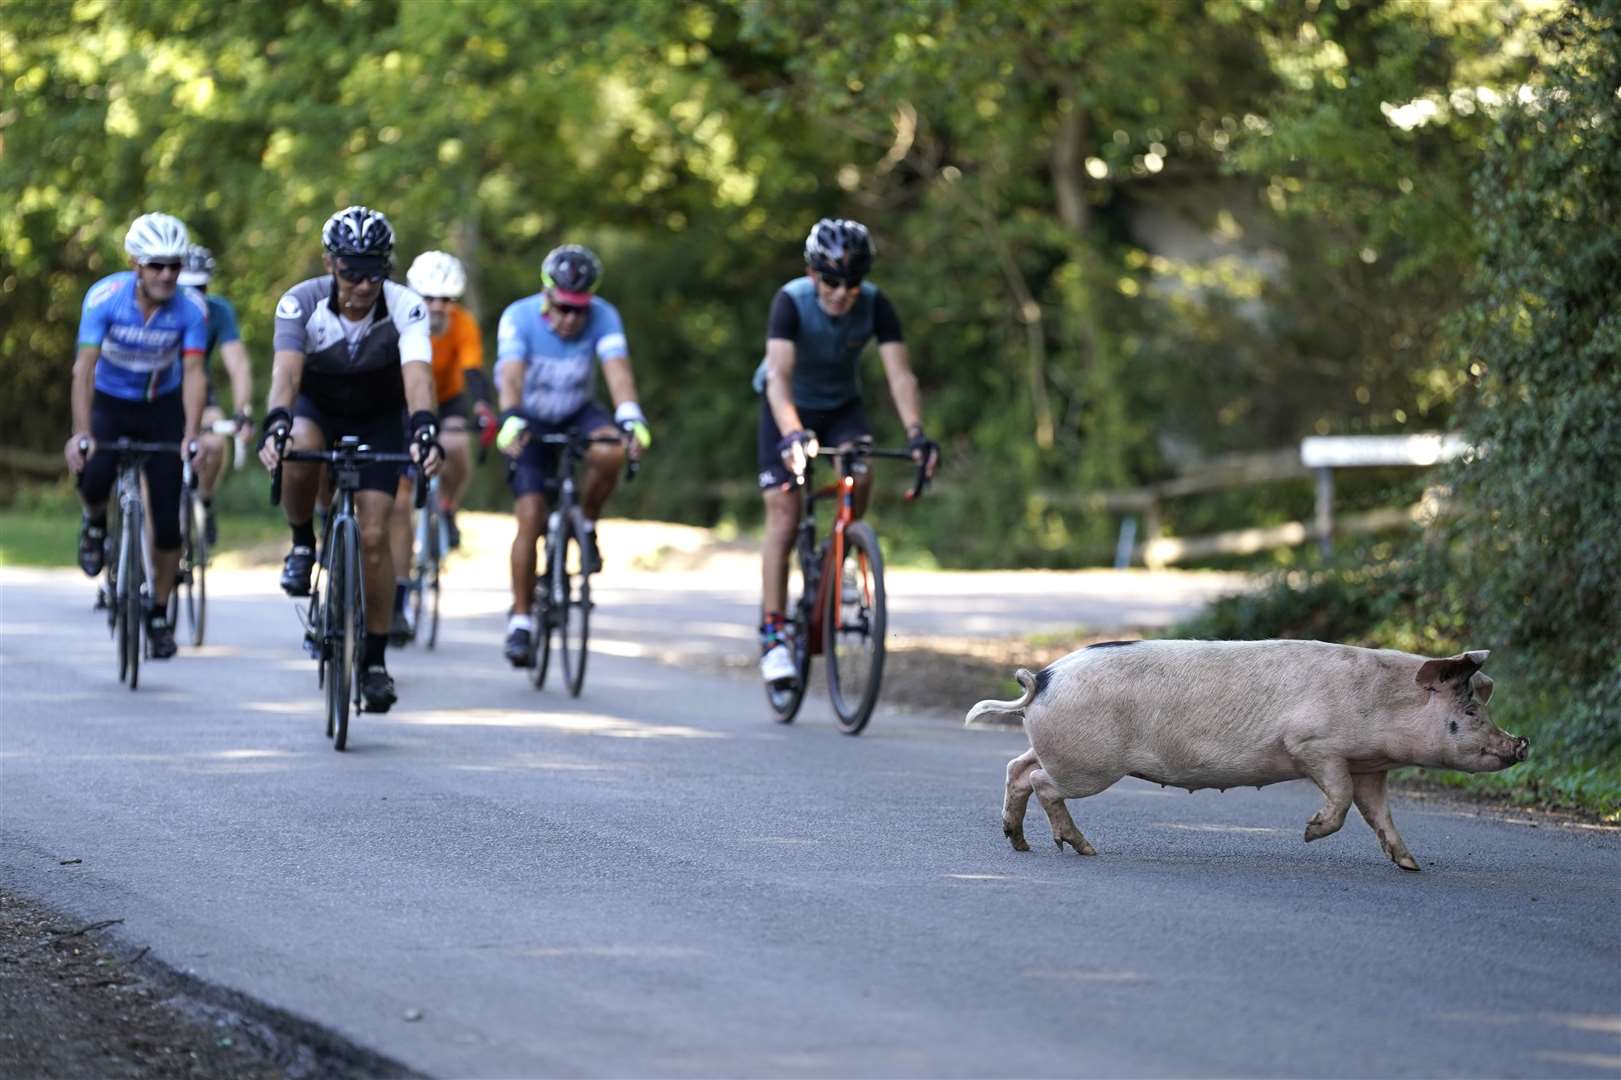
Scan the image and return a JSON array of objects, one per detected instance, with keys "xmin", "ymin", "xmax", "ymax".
[{"xmin": 272, "ymin": 276, "xmax": 431, "ymax": 417}]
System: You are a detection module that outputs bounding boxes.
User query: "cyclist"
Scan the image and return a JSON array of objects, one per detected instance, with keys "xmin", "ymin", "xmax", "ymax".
[
  {"xmin": 754, "ymin": 218, "xmax": 939, "ymax": 688},
  {"xmin": 385, "ymin": 250, "xmax": 491, "ymax": 643},
  {"xmin": 494, "ymin": 244, "xmax": 651, "ymax": 666},
  {"xmin": 257, "ymin": 205, "xmax": 442, "ymax": 712},
  {"xmin": 177, "ymin": 243, "xmax": 254, "ymax": 545},
  {"xmin": 64, "ymin": 212, "xmax": 208, "ymax": 660}
]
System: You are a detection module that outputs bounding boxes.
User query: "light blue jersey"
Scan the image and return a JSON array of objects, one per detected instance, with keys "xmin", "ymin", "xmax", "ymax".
[
  {"xmin": 496, "ymin": 293, "xmax": 628, "ymax": 422},
  {"xmin": 77, "ymin": 272, "xmax": 208, "ymax": 401}
]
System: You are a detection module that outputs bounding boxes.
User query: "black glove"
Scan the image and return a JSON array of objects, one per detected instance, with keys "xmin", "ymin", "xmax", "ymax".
[
  {"xmin": 907, "ymin": 425, "xmax": 941, "ymax": 469},
  {"xmin": 258, "ymin": 407, "xmax": 292, "ymax": 452},
  {"xmin": 410, "ymin": 409, "xmax": 443, "ymax": 465},
  {"xmin": 777, "ymin": 429, "xmax": 818, "ymax": 476}
]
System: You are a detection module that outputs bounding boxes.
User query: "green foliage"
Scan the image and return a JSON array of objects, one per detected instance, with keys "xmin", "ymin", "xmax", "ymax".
[{"xmin": 1437, "ymin": 0, "xmax": 1621, "ymax": 757}]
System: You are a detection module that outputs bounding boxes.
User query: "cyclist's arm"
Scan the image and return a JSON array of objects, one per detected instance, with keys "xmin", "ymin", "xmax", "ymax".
[
  {"xmin": 220, "ymin": 339, "xmax": 253, "ymax": 422},
  {"xmin": 600, "ymin": 355, "xmax": 640, "ymax": 414},
  {"xmin": 70, "ymin": 345, "xmax": 98, "ymax": 438},
  {"xmin": 265, "ymin": 349, "xmax": 305, "ymax": 414},
  {"xmin": 181, "ymin": 350, "xmax": 207, "ymax": 447},
  {"xmin": 402, "ymin": 359, "xmax": 436, "ymax": 417},
  {"xmin": 496, "ymin": 356, "xmax": 523, "ymax": 413},
  {"xmin": 764, "ymin": 337, "xmax": 804, "ymax": 436},
  {"xmin": 877, "ymin": 342, "xmax": 924, "ymax": 434}
]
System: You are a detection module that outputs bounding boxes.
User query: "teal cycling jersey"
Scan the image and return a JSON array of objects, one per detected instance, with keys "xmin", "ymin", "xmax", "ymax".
[
  {"xmin": 496, "ymin": 293, "xmax": 628, "ymax": 422},
  {"xmin": 754, "ymin": 277, "xmax": 903, "ymax": 410},
  {"xmin": 77, "ymin": 272, "xmax": 209, "ymax": 401},
  {"xmin": 203, "ymin": 294, "xmax": 241, "ymax": 361}
]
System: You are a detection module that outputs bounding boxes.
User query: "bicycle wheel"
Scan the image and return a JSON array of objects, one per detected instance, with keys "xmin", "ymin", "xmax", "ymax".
[
  {"xmin": 824, "ymin": 522, "xmax": 886, "ymax": 734},
  {"xmin": 123, "ymin": 501, "xmax": 145, "ymax": 691},
  {"xmin": 557, "ymin": 518, "xmax": 592, "ymax": 698},
  {"xmin": 326, "ymin": 518, "xmax": 360, "ymax": 750},
  {"xmin": 115, "ymin": 506, "xmax": 134, "ymax": 684},
  {"xmin": 765, "ymin": 545, "xmax": 814, "ymax": 724},
  {"xmin": 188, "ymin": 494, "xmax": 207, "ymax": 646}
]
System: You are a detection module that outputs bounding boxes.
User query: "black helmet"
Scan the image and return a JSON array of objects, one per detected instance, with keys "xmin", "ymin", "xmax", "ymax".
[
  {"xmin": 541, "ymin": 244, "xmax": 603, "ymax": 298},
  {"xmin": 804, "ymin": 218, "xmax": 874, "ymax": 278},
  {"xmin": 322, "ymin": 205, "xmax": 395, "ymax": 259}
]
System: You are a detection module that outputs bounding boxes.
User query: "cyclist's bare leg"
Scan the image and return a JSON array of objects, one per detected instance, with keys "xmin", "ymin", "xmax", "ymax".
[
  {"xmin": 197, "ymin": 404, "xmax": 228, "ymax": 500},
  {"xmin": 438, "ymin": 420, "xmax": 471, "ymax": 511},
  {"xmin": 761, "ymin": 486, "xmax": 801, "ymax": 616},
  {"xmin": 510, "ymin": 492, "xmax": 548, "ymax": 616},
  {"xmin": 278, "ymin": 419, "xmax": 328, "ymax": 533},
  {"xmin": 389, "ymin": 474, "xmax": 415, "ymax": 578},
  {"xmin": 579, "ymin": 424, "xmax": 625, "ymax": 522},
  {"xmin": 355, "ymin": 490, "xmax": 396, "ymax": 636}
]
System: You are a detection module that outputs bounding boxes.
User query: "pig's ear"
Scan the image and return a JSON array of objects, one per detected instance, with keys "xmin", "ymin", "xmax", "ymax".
[
  {"xmin": 1464, "ymin": 649, "xmax": 1490, "ymax": 668},
  {"xmin": 1415, "ymin": 653, "xmax": 1485, "ymax": 690},
  {"xmin": 1473, "ymin": 672, "xmax": 1494, "ymax": 704}
]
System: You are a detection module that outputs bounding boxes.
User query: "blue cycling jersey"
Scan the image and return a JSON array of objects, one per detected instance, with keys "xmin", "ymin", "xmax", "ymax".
[
  {"xmin": 77, "ymin": 272, "xmax": 209, "ymax": 401},
  {"xmin": 496, "ymin": 293, "xmax": 628, "ymax": 422},
  {"xmin": 203, "ymin": 294, "xmax": 241, "ymax": 361}
]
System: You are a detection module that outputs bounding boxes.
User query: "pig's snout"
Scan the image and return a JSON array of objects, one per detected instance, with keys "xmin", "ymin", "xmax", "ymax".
[
  {"xmin": 1490, "ymin": 733, "xmax": 1530, "ymax": 765},
  {"xmin": 1512, "ymin": 735, "xmax": 1530, "ymax": 762}
]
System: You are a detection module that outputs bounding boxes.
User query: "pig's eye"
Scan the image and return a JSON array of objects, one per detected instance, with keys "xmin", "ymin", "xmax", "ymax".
[
  {"xmin": 1449, "ymin": 720, "xmax": 1459, "ymax": 734},
  {"xmin": 1465, "ymin": 706, "xmax": 1479, "ymax": 718}
]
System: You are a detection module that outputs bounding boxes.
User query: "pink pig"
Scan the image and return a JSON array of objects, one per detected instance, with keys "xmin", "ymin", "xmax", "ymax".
[{"xmin": 966, "ymin": 640, "xmax": 1528, "ymax": 871}]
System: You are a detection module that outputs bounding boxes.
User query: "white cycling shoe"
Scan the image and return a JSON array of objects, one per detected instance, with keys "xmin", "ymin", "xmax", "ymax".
[{"xmin": 760, "ymin": 643, "xmax": 798, "ymax": 685}]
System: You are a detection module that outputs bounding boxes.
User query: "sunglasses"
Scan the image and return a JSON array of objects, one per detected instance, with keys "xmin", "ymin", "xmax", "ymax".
[
  {"xmin": 549, "ymin": 300, "xmax": 588, "ymax": 316},
  {"xmin": 141, "ymin": 261, "xmax": 182, "ymax": 273},
  {"xmin": 819, "ymin": 272, "xmax": 862, "ymax": 290},
  {"xmin": 336, "ymin": 265, "xmax": 388, "ymax": 283}
]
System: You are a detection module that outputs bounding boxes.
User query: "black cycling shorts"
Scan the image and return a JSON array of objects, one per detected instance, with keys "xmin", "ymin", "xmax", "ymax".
[
  {"xmin": 78, "ymin": 390, "xmax": 185, "ymax": 550},
  {"xmin": 437, "ymin": 392, "xmax": 471, "ymax": 424},
  {"xmin": 293, "ymin": 395, "xmax": 407, "ymax": 495},
  {"xmin": 756, "ymin": 397, "xmax": 871, "ymax": 490},
  {"xmin": 506, "ymin": 401, "xmax": 616, "ymax": 499}
]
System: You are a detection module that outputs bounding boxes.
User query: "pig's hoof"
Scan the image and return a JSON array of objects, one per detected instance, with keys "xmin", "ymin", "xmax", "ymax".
[
  {"xmin": 1007, "ymin": 833, "xmax": 1030, "ymax": 853},
  {"xmin": 1396, "ymin": 855, "xmax": 1421, "ymax": 872},
  {"xmin": 1059, "ymin": 836, "xmax": 1097, "ymax": 856}
]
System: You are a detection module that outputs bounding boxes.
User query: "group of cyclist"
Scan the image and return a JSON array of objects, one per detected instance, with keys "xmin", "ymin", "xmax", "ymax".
[{"xmin": 65, "ymin": 206, "xmax": 939, "ymax": 717}]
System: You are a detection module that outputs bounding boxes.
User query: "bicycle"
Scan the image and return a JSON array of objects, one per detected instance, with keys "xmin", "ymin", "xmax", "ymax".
[
  {"xmin": 271, "ymin": 436, "xmax": 422, "ymax": 751},
  {"xmin": 767, "ymin": 441, "xmax": 929, "ymax": 735},
  {"xmin": 84, "ymin": 438, "xmax": 183, "ymax": 690},
  {"xmin": 169, "ymin": 417, "xmax": 248, "ymax": 647},
  {"xmin": 401, "ymin": 408, "xmax": 493, "ymax": 649},
  {"xmin": 521, "ymin": 431, "xmax": 636, "ymax": 698},
  {"xmin": 402, "ymin": 472, "xmax": 449, "ymax": 649}
]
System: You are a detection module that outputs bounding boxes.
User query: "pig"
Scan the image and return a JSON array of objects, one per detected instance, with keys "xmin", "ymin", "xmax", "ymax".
[{"xmin": 964, "ymin": 640, "xmax": 1528, "ymax": 871}]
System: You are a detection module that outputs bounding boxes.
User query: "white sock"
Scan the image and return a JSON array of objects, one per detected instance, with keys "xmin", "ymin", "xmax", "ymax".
[{"xmin": 508, "ymin": 613, "xmax": 533, "ymax": 633}]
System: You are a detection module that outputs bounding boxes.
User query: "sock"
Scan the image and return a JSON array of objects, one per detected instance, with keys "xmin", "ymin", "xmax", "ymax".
[
  {"xmin": 394, "ymin": 580, "xmax": 408, "ymax": 611},
  {"xmin": 508, "ymin": 613, "xmax": 533, "ymax": 633},
  {"xmin": 203, "ymin": 497, "xmax": 213, "ymax": 509},
  {"xmin": 291, "ymin": 520, "xmax": 316, "ymax": 549},
  {"xmin": 364, "ymin": 632, "xmax": 388, "ymax": 669},
  {"xmin": 86, "ymin": 511, "xmax": 108, "ymax": 532}
]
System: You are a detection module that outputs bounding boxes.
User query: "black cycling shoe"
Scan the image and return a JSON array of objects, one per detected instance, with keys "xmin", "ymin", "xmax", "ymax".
[
  {"xmin": 503, "ymin": 627, "xmax": 532, "ymax": 667},
  {"xmin": 280, "ymin": 545, "xmax": 315, "ymax": 596},
  {"xmin": 360, "ymin": 664, "xmax": 397, "ymax": 712},
  {"xmin": 78, "ymin": 516, "xmax": 107, "ymax": 577},
  {"xmin": 147, "ymin": 613, "xmax": 178, "ymax": 659},
  {"xmin": 204, "ymin": 505, "xmax": 218, "ymax": 547},
  {"xmin": 389, "ymin": 606, "xmax": 414, "ymax": 647},
  {"xmin": 581, "ymin": 530, "xmax": 602, "ymax": 575},
  {"xmin": 445, "ymin": 510, "xmax": 461, "ymax": 551}
]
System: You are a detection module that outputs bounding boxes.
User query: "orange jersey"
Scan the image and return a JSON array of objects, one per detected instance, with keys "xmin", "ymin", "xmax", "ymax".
[{"xmin": 431, "ymin": 303, "xmax": 484, "ymax": 404}]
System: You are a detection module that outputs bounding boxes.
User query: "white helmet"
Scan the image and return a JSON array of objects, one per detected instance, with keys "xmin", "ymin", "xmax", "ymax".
[
  {"xmin": 406, "ymin": 250, "xmax": 467, "ymax": 299},
  {"xmin": 178, "ymin": 244, "xmax": 215, "ymax": 286},
  {"xmin": 124, "ymin": 213, "xmax": 190, "ymax": 262}
]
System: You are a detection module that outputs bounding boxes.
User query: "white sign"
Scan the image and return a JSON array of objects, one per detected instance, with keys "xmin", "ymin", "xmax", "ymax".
[{"xmin": 1300, "ymin": 434, "xmax": 1469, "ymax": 468}]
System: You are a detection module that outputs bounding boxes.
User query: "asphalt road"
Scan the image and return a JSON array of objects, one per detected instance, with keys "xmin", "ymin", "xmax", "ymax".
[{"xmin": 2, "ymin": 564, "xmax": 1618, "ymax": 1078}]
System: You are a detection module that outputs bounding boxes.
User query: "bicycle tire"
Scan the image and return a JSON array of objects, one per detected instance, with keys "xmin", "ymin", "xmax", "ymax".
[
  {"xmin": 558, "ymin": 516, "xmax": 590, "ymax": 698},
  {"xmin": 824, "ymin": 522, "xmax": 886, "ymax": 735},
  {"xmin": 528, "ymin": 546, "xmax": 554, "ymax": 690},
  {"xmin": 115, "ymin": 507, "xmax": 134, "ymax": 684},
  {"xmin": 765, "ymin": 542, "xmax": 815, "ymax": 724},
  {"xmin": 190, "ymin": 495, "xmax": 207, "ymax": 646},
  {"xmin": 124, "ymin": 500, "xmax": 144, "ymax": 692},
  {"xmin": 328, "ymin": 519, "xmax": 360, "ymax": 751}
]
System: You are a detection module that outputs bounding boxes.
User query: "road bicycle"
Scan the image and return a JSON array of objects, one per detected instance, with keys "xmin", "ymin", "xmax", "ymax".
[
  {"xmin": 402, "ymin": 472, "xmax": 449, "ymax": 649},
  {"xmin": 767, "ymin": 441, "xmax": 929, "ymax": 734},
  {"xmin": 522, "ymin": 431, "xmax": 636, "ymax": 698},
  {"xmin": 86, "ymin": 438, "xmax": 182, "ymax": 690},
  {"xmin": 272, "ymin": 436, "xmax": 421, "ymax": 750},
  {"xmin": 168, "ymin": 418, "xmax": 244, "ymax": 647}
]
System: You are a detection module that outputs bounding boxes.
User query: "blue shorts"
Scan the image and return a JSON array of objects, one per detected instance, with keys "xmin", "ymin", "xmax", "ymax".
[{"xmin": 506, "ymin": 401, "xmax": 616, "ymax": 498}]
